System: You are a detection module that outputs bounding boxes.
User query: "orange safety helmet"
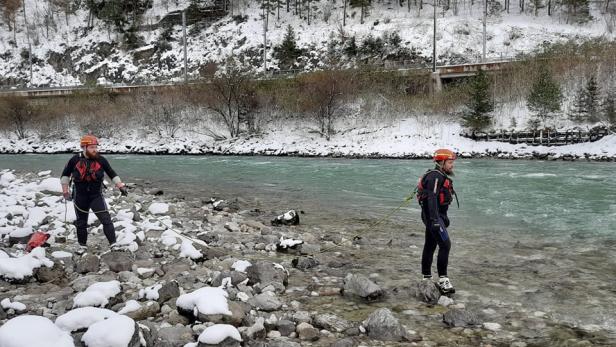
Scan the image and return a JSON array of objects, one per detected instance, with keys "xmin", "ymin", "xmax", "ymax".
[
  {"xmin": 80, "ymin": 135, "xmax": 99, "ymax": 147},
  {"xmin": 433, "ymin": 148, "xmax": 456, "ymax": 162}
]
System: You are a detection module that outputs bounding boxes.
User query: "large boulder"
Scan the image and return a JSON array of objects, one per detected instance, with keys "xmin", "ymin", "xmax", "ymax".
[
  {"xmin": 35, "ymin": 262, "xmax": 67, "ymax": 283},
  {"xmin": 341, "ymin": 273, "xmax": 384, "ymax": 301},
  {"xmin": 296, "ymin": 322, "xmax": 319, "ymax": 341},
  {"xmin": 442, "ymin": 308, "xmax": 482, "ymax": 327},
  {"xmin": 155, "ymin": 326, "xmax": 194, "ymax": 347},
  {"xmin": 363, "ymin": 308, "xmax": 409, "ymax": 342},
  {"xmin": 74, "ymin": 255, "xmax": 100, "ymax": 274},
  {"xmin": 248, "ymin": 293, "xmax": 282, "ymax": 312},
  {"xmin": 313, "ymin": 313, "xmax": 352, "ymax": 333},
  {"xmin": 416, "ymin": 279, "xmax": 441, "ymax": 305},
  {"xmin": 246, "ymin": 261, "xmax": 288, "ymax": 292},
  {"xmin": 157, "ymin": 281, "xmax": 180, "ymax": 304},
  {"xmin": 126, "ymin": 301, "xmax": 160, "ymax": 321},
  {"xmin": 101, "ymin": 251, "xmax": 134, "ymax": 272},
  {"xmin": 291, "ymin": 256, "xmax": 319, "ymax": 271}
]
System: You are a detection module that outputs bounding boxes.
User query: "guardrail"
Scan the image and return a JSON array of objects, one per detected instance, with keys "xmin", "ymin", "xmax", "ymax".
[{"xmin": 461, "ymin": 128, "xmax": 611, "ymax": 146}]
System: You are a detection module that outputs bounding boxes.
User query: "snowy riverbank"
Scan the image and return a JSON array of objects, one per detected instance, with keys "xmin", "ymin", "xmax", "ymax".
[{"xmin": 1, "ymin": 119, "xmax": 615, "ymax": 161}]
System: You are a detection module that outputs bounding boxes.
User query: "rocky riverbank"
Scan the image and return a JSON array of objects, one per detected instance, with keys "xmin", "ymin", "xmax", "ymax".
[{"xmin": 0, "ymin": 169, "xmax": 613, "ymax": 346}]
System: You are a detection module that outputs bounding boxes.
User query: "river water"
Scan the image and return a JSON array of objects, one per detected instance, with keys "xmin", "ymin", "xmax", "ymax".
[{"xmin": 2, "ymin": 154, "xmax": 616, "ymax": 341}]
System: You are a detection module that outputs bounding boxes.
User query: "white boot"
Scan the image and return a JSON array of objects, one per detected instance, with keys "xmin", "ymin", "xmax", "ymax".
[
  {"xmin": 76, "ymin": 244, "xmax": 88, "ymax": 256},
  {"xmin": 437, "ymin": 276, "xmax": 455, "ymax": 294}
]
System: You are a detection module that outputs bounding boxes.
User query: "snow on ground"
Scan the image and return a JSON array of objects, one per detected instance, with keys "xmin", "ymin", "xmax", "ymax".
[
  {"xmin": 0, "ymin": 315, "xmax": 75, "ymax": 347},
  {"xmin": 0, "ymin": 116, "xmax": 614, "ymax": 160},
  {"xmin": 139, "ymin": 284, "xmax": 163, "ymax": 301},
  {"xmin": 117, "ymin": 300, "xmax": 142, "ymax": 315},
  {"xmin": 55, "ymin": 307, "xmax": 118, "ymax": 332},
  {"xmin": 0, "ymin": 248, "xmax": 53, "ymax": 280},
  {"xmin": 179, "ymin": 239, "xmax": 203, "ymax": 260},
  {"xmin": 0, "ymin": 298, "xmax": 27, "ymax": 312},
  {"xmin": 81, "ymin": 315, "xmax": 136, "ymax": 347},
  {"xmin": 278, "ymin": 236, "xmax": 303, "ymax": 249},
  {"xmin": 197, "ymin": 324, "xmax": 242, "ymax": 345},
  {"xmin": 176, "ymin": 287, "xmax": 232, "ymax": 316},
  {"xmin": 73, "ymin": 280, "xmax": 122, "ymax": 308},
  {"xmin": 148, "ymin": 202, "xmax": 170, "ymax": 215},
  {"xmin": 232, "ymin": 260, "xmax": 252, "ymax": 273}
]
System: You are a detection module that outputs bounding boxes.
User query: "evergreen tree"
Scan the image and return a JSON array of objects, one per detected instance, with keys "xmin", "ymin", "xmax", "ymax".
[
  {"xmin": 602, "ymin": 91, "xmax": 616, "ymax": 127},
  {"xmin": 461, "ymin": 70, "xmax": 494, "ymax": 132},
  {"xmin": 343, "ymin": 36, "xmax": 358, "ymax": 57},
  {"xmin": 273, "ymin": 25, "xmax": 302, "ymax": 69},
  {"xmin": 586, "ymin": 75, "xmax": 600, "ymax": 122},
  {"xmin": 568, "ymin": 75, "xmax": 600, "ymax": 123},
  {"xmin": 527, "ymin": 67, "xmax": 562, "ymax": 127},
  {"xmin": 568, "ymin": 86, "xmax": 587, "ymax": 123}
]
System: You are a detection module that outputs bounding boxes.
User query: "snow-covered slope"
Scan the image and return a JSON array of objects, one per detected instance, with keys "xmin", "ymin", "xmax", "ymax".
[{"xmin": 0, "ymin": 0, "xmax": 613, "ymax": 87}]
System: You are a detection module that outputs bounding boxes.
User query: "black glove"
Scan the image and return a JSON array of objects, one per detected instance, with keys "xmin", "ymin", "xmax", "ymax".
[
  {"xmin": 119, "ymin": 186, "xmax": 128, "ymax": 196},
  {"xmin": 442, "ymin": 215, "xmax": 450, "ymax": 228}
]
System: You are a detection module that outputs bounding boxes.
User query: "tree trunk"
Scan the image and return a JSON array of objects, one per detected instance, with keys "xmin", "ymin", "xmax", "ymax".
[
  {"xmin": 360, "ymin": 2, "xmax": 364, "ymax": 24},
  {"xmin": 343, "ymin": 0, "xmax": 347, "ymax": 25}
]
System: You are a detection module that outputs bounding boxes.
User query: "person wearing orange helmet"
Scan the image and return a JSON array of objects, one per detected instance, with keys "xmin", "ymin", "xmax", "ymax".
[
  {"xmin": 60, "ymin": 135, "xmax": 128, "ymax": 252},
  {"xmin": 417, "ymin": 148, "xmax": 458, "ymax": 294}
]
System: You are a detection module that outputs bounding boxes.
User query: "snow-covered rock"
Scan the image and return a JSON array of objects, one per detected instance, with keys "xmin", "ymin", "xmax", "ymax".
[
  {"xmin": 55, "ymin": 307, "xmax": 118, "ymax": 332},
  {"xmin": 176, "ymin": 287, "xmax": 232, "ymax": 317},
  {"xmin": 0, "ymin": 247, "xmax": 53, "ymax": 280},
  {"xmin": 81, "ymin": 315, "xmax": 137, "ymax": 347},
  {"xmin": 0, "ymin": 315, "xmax": 74, "ymax": 347},
  {"xmin": 73, "ymin": 281, "xmax": 122, "ymax": 308},
  {"xmin": 148, "ymin": 203, "xmax": 169, "ymax": 215},
  {"xmin": 197, "ymin": 324, "xmax": 242, "ymax": 345}
]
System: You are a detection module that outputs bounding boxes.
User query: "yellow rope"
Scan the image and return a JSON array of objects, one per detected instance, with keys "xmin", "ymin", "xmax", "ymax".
[{"xmin": 319, "ymin": 191, "xmax": 416, "ymax": 254}]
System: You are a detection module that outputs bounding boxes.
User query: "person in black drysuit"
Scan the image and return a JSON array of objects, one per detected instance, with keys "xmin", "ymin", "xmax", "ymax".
[
  {"xmin": 60, "ymin": 135, "xmax": 128, "ymax": 250},
  {"xmin": 419, "ymin": 149, "xmax": 457, "ymax": 294}
]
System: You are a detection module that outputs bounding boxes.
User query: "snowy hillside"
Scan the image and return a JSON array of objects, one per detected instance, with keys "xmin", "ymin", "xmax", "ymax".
[{"xmin": 0, "ymin": 0, "xmax": 613, "ymax": 87}]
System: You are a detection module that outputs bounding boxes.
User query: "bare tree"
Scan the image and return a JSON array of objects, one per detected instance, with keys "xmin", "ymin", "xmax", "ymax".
[
  {"xmin": 203, "ymin": 61, "xmax": 257, "ymax": 138},
  {"xmin": 299, "ymin": 71, "xmax": 351, "ymax": 140},
  {"xmin": 1, "ymin": 0, "xmax": 21, "ymax": 34},
  {"xmin": 139, "ymin": 92, "xmax": 184, "ymax": 138},
  {"xmin": 0, "ymin": 96, "xmax": 40, "ymax": 139}
]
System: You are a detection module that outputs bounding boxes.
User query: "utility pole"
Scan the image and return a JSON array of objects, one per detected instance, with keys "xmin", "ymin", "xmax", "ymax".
[
  {"xmin": 432, "ymin": 0, "xmax": 437, "ymax": 72},
  {"xmin": 263, "ymin": 5, "xmax": 268, "ymax": 74},
  {"xmin": 482, "ymin": 0, "xmax": 487, "ymax": 62},
  {"xmin": 182, "ymin": 11, "xmax": 188, "ymax": 82},
  {"xmin": 23, "ymin": 0, "xmax": 33, "ymax": 84}
]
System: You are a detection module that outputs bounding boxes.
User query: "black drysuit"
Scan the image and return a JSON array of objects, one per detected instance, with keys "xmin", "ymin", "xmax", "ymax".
[
  {"xmin": 419, "ymin": 169, "xmax": 455, "ymax": 277},
  {"xmin": 61, "ymin": 153, "xmax": 119, "ymax": 245}
]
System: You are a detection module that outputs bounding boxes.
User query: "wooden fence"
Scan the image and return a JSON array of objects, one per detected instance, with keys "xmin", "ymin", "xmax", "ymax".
[{"xmin": 462, "ymin": 128, "xmax": 610, "ymax": 146}]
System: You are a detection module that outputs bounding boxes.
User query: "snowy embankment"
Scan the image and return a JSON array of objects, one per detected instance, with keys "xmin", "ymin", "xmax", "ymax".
[
  {"xmin": 0, "ymin": 0, "xmax": 613, "ymax": 86},
  {"xmin": 1, "ymin": 118, "xmax": 615, "ymax": 160}
]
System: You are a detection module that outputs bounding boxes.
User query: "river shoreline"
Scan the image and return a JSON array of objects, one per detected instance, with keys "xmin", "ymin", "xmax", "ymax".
[
  {"xmin": 0, "ymin": 148, "xmax": 615, "ymax": 162},
  {"xmin": 1, "ymin": 169, "xmax": 614, "ymax": 346}
]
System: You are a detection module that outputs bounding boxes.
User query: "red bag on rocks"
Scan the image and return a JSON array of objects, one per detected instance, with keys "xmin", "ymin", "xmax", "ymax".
[{"xmin": 26, "ymin": 231, "xmax": 50, "ymax": 253}]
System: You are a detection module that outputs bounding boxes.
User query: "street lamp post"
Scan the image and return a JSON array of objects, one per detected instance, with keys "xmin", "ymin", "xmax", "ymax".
[
  {"xmin": 182, "ymin": 11, "xmax": 187, "ymax": 82},
  {"xmin": 432, "ymin": 0, "xmax": 436, "ymax": 73},
  {"xmin": 482, "ymin": 0, "xmax": 487, "ymax": 62}
]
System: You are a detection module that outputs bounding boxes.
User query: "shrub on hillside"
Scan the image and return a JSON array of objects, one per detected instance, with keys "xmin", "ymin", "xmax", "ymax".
[{"xmin": 0, "ymin": 96, "xmax": 41, "ymax": 139}]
